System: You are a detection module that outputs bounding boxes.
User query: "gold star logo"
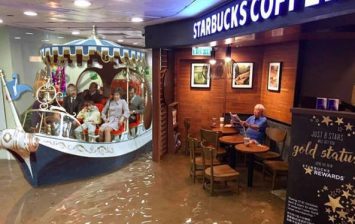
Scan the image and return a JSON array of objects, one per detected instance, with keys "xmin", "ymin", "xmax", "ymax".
[
  {"xmin": 342, "ymin": 190, "xmax": 351, "ymax": 199},
  {"xmin": 345, "ymin": 123, "xmax": 353, "ymax": 131},
  {"xmin": 304, "ymin": 167, "xmax": 313, "ymax": 175},
  {"xmin": 325, "ymin": 208, "xmax": 331, "ymax": 214},
  {"xmin": 325, "ymin": 195, "xmax": 344, "ymax": 212},
  {"xmin": 348, "ymin": 216, "xmax": 355, "ymax": 224},
  {"xmin": 329, "ymin": 215, "xmax": 335, "ymax": 223},
  {"xmin": 337, "ymin": 209, "xmax": 348, "ymax": 219},
  {"xmin": 351, "ymin": 198, "xmax": 355, "ymax": 205},
  {"xmin": 346, "ymin": 183, "xmax": 354, "ymax": 190},
  {"xmin": 335, "ymin": 117, "xmax": 344, "ymax": 126},
  {"xmin": 321, "ymin": 116, "xmax": 332, "ymax": 126}
]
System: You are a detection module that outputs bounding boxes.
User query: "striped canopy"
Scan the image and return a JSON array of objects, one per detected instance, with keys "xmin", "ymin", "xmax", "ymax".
[{"xmin": 40, "ymin": 37, "xmax": 146, "ymax": 66}]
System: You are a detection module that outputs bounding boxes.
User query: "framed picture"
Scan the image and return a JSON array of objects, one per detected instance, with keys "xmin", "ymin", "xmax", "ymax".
[
  {"xmin": 232, "ymin": 62, "xmax": 253, "ymax": 88},
  {"xmin": 191, "ymin": 63, "xmax": 210, "ymax": 88},
  {"xmin": 267, "ymin": 62, "xmax": 282, "ymax": 92}
]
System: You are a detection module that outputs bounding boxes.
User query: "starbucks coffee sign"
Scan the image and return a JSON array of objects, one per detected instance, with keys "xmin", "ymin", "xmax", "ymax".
[{"xmin": 193, "ymin": 0, "xmax": 339, "ymax": 39}]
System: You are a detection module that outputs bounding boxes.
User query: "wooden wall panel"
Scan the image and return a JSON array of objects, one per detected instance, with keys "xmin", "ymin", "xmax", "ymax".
[
  {"xmin": 261, "ymin": 42, "xmax": 299, "ymax": 124},
  {"xmin": 175, "ymin": 47, "xmax": 263, "ymax": 138},
  {"xmin": 174, "ymin": 42, "xmax": 299, "ymax": 140}
]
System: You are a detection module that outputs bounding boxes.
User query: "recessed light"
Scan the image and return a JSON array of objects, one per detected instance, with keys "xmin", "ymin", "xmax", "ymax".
[
  {"xmin": 72, "ymin": 30, "xmax": 80, "ymax": 35},
  {"xmin": 209, "ymin": 41, "xmax": 217, "ymax": 47},
  {"xmin": 24, "ymin": 11, "xmax": 38, "ymax": 16},
  {"xmin": 74, "ymin": 0, "xmax": 91, "ymax": 8},
  {"xmin": 14, "ymin": 37, "xmax": 21, "ymax": 40},
  {"xmin": 25, "ymin": 32, "xmax": 33, "ymax": 35},
  {"xmin": 57, "ymin": 36, "xmax": 64, "ymax": 39},
  {"xmin": 131, "ymin": 17, "xmax": 143, "ymax": 23},
  {"xmin": 117, "ymin": 39, "xmax": 124, "ymax": 43},
  {"xmin": 41, "ymin": 39, "xmax": 50, "ymax": 42},
  {"xmin": 0, "ymin": 19, "xmax": 3, "ymax": 23},
  {"xmin": 133, "ymin": 42, "xmax": 138, "ymax": 45}
]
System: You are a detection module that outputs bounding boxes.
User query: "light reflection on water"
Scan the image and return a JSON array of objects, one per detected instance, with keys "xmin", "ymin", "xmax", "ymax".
[{"xmin": 1, "ymin": 152, "xmax": 285, "ymax": 224}]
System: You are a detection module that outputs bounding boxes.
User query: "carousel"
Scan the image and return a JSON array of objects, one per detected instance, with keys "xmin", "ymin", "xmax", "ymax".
[{"xmin": 0, "ymin": 26, "xmax": 152, "ymax": 187}]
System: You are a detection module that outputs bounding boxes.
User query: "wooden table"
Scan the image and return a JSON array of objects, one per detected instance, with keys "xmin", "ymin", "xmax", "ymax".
[
  {"xmin": 212, "ymin": 126, "xmax": 238, "ymax": 135},
  {"xmin": 219, "ymin": 134, "xmax": 245, "ymax": 168},
  {"xmin": 235, "ymin": 143, "xmax": 269, "ymax": 187},
  {"xmin": 219, "ymin": 134, "xmax": 244, "ymax": 144}
]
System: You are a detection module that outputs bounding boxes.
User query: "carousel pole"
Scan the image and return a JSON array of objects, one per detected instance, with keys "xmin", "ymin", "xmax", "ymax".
[
  {"xmin": 0, "ymin": 70, "xmax": 24, "ymax": 131},
  {"xmin": 126, "ymin": 66, "xmax": 130, "ymax": 135}
]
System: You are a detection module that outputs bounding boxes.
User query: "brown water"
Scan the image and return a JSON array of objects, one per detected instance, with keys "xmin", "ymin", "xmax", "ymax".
[{"xmin": 0, "ymin": 153, "xmax": 285, "ymax": 224}]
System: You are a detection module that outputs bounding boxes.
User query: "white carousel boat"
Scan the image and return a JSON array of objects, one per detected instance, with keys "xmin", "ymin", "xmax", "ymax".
[{"xmin": 0, "ymin": 27, "xmax": 152, "ymax": 187}]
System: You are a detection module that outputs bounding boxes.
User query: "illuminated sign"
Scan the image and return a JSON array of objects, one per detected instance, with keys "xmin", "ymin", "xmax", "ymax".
[
  {"xmin": 192, "ymin": 47, "xmax": 212, "ymax": 56},
  {"xmin": 193, "ymin": 0, "xmax": 338, "ymax": 39}
]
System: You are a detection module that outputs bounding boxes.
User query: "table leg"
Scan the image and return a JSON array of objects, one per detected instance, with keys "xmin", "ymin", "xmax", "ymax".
[
  {"xmin": 227, "ymin": 145, "xmax": 236, "ymax": 168},
  {"xmin": 247, "ymin": 153, "xmax": 255, "ymax": 187}
]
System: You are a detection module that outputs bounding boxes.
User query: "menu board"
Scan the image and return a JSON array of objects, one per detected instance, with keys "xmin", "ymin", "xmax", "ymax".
[{"xmin": 284, "ymin": 108, "xmax": 355, "ymax": 224}]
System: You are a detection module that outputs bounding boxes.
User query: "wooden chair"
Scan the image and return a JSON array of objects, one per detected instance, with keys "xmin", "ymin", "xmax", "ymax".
[
  {"xmin": 200, "ymin": 128, "xmax": 226, "ymax": 156},
  {"xmin": 184, "ymin": 118, "xmax": 191, "ymax": 155},
  {"xmin": 255, "ymin": 127, "xmax": 287, "ymax": 171},
  {"xmin": 202, "ymin": 146, "xmax": 239, "ymax": 195},
  {"xmin": 188, "ymin": 136, "xmax": 220, "ymax": 183},
  {"xmin": 257, "ymin": 127, "xmax": 288, "ymax": 190},
  {"xmin": 263, "ymin": 160, "xmax": 288, "ymax": 190}
]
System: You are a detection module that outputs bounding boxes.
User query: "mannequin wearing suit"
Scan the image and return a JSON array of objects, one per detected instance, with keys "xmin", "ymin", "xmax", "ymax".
[
  {"xmin": 128, "ymin": 87, "xmax": 144, "ymax": 136},
  {"xmin": 63, "ymin": 85, "xmax": 83, "ymax": 116}
]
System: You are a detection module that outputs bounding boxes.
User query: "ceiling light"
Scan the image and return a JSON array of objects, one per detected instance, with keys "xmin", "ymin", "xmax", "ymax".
[
  {"xmin": 133, "ymin": 42, "xmax": 138, "ymax": 45},
  {"xmin": 131, "ymin": 17, "xmax": 143, "ymax": 23},
  {"xmin": 25, "ymin": 32, "xmax": 33, "ymax": 35},
  {"xmin": 74, "ymin": 0, "xmax": 91, "ymax": 8},
  {"xmin": 41, "ymin": 39, "xmax": 50, "ymax": 42},
  {"xmin": 0, "ymin": 19, "xmax": 3, "ymax": 23},
  {"xmin": 14, "ymin": 37, "xmax": 21, "ymax": 40},
  {"xmin": 57, "ymin": 36, "xmax": 64, "ymax": 39},
  {"xmin": 24, "ymin": 11, "xmax": 38, "ymax": 16},
  {"xmin": 117, "ymin": 39, "xmax": 124, "ymax": 43},
  {"xmin": 72, "ymin": 30, "xmax": 80, "ymax": 35},
  {"xmin": 209, "ymin": 41, "xmax": 217, "ymax": 47},
  {"xmin": 225, "ymin": 38, "xmax": 233, "ymax": 45}
]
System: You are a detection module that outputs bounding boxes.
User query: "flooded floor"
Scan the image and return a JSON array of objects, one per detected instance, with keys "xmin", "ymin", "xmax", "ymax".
[{"xmin": 0, "ymin": 152, "xmax": 285, "ymax": 224}]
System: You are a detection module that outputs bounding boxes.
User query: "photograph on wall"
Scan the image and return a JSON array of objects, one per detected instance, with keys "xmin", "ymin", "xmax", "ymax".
[
  {"xmin": 232, "ymin": 62, "xmax": 253, "ymax": 88},
  {"xmin": 191, "ymin": 63, "xmax": 210, "ymax": 88},
  {"xmin": 267, "ymin": 62, "xmax": 282, "ymax": 92}
]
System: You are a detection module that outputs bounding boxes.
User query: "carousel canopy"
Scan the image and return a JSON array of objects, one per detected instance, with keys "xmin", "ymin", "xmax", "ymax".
[{"xmin": 40, "ymin": 27, "xmax": 146, "ymax": 65}]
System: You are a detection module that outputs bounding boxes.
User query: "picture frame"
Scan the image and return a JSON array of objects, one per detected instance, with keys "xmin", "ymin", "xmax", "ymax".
[
  {"xmin": 232, "ymin": 62, "xmax": 253, "ymax": 88},
  {"xmin": 267, "ymin": 62, "xmax": 282, "ymax": 92},
  {"xmin": 191, "ymin": 63, "xmax": 211, "ymax": 88}
]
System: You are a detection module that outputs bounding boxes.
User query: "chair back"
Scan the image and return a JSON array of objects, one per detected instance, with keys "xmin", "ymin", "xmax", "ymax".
[
  {"xmin": 266, "ymin": 127, "xmax": 287, "ymax": 155},
  {"xmin": 200, "ymin": 128, "xmax": 221, "ymax": 148},
  {"xmin": 201, "ymin": 145, "xmax": 216, "ymax": 177},
  {"xmin": 188, "ymin": 136, "xmax": 198, "ymax": 163}
]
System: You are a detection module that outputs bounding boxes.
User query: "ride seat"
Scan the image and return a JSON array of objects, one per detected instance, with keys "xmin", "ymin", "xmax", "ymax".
[{"xmin": 129, "ymin": 114, "xmax": 141, "ymax": 129}]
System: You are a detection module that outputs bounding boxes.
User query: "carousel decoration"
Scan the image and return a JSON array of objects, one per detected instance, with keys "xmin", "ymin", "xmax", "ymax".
[{"xmin": 0, "ymin": 26, "xmax": 152, "ymax": 187}]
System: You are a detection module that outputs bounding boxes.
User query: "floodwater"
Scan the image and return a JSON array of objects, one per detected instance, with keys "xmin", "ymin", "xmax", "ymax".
[{"xmin": 0, "ymin": 152, "xmax": 285, "ymax": 224}]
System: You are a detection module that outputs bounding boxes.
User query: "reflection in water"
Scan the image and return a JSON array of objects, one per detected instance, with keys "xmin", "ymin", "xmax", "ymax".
[{"xmin": 0, "ymin": 153, "xmax": 285, "ymax": 224}]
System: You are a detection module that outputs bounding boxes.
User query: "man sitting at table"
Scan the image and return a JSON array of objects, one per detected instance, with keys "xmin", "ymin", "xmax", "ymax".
[{"xmin": 240, "ymin": 104, "xmax": 267, "ymax": 144}]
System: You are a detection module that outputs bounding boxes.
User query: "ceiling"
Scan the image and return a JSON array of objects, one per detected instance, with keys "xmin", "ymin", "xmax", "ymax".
[{"xmin": 0, "ymin": 0, "xmax": 228, "ymax": 47}]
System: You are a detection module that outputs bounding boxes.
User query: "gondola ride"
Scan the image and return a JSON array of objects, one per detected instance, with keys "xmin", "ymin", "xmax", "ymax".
[{"xmin": 0, "ymin": 26, "xmax": 152, "ymax": 187}]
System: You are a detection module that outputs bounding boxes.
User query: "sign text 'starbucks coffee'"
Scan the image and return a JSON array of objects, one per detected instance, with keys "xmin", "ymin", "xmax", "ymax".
[{"xmin": 193, "ymin": 0, "xmax": 340, "ymax": 39}]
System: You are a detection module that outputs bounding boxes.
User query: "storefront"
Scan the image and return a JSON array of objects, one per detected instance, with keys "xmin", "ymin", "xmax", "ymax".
[{"xmin": 145, "ymin": 1, "xmax": 355, "ymax": 223}]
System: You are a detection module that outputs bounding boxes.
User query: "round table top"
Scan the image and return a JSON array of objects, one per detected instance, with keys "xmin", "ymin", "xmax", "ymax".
[
  {"xmin": 212, "ymin": 126, "xmax": 237, "ymax": 135},
  {"xmin": 235, "ymin": 143, "xmax": 269, "ymax": 154},
  {"xmin": 219, "ymin": 134, "xmax": 244, "ymax": 144}
]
